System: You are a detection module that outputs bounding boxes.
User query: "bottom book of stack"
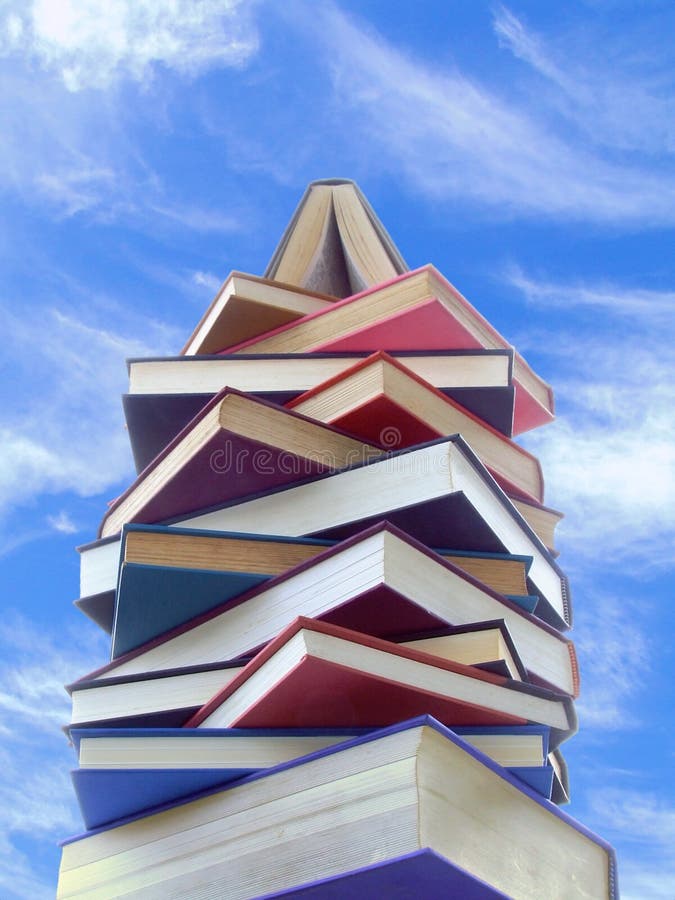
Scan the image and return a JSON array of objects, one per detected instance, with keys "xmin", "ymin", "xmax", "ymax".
[{"xmin": 58, "ymin": 716, "xmax": 617, "ymax": 899}]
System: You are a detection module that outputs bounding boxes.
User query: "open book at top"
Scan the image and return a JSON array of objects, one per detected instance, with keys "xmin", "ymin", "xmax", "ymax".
[{"xmin": 264, "ymin": 179, "xmax": 409, "ymax": 297}]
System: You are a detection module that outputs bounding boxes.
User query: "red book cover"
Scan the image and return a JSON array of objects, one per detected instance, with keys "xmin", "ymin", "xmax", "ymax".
[
  {"xmin": 287, "ymin": 351, "xmax": 544, "ymax": 502},
  {"xmin": 185, "ymin": 616, "xmax": 575, "ymax": 744}
]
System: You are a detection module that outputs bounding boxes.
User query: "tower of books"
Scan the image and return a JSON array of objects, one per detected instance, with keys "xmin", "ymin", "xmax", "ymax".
[{"xmin": 58, "ymin": 181, "xmax": 617, "ymax": 898}]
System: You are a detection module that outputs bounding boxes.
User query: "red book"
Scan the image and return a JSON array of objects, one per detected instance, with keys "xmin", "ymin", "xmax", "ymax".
[
  {"xmin": 222, "ymin": 266, "xmax": 554, "ymax": 434},
  {"xmin": 288, "ymin": 351, "xmax": 544, "ymax": 502},
  {"xmin": 186, "ymin": 617, "xmax": 575, "ymax": 746}
]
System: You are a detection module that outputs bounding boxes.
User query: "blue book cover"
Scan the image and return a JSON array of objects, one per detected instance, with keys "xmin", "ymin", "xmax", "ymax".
[{"xmin": 112, "ymin": 563, "xmax": 271, "ymax": 658}]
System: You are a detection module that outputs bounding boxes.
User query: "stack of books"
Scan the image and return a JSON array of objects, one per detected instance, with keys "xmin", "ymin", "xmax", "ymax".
[{"xmin": 58, "ymin": 180, "xmax": 617, "ymax": 898}]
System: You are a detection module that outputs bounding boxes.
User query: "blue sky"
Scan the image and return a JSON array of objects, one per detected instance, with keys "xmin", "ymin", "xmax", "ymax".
[{"xmin": 0, "ymin": 1, "xmax": 673, "ymax": 896}]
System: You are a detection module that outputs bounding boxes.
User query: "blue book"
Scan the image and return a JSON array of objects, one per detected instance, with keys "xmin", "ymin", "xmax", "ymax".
[
  {"xmin": 59, "ymin": 716, "xmax": 617, "ymax": 899},
  {"xmin": 70, "ymin": 723, "xmax": 553, "ymax": 828},
  {"xmin": 71, "ymin": 761, "xmax": 556, "ymax": 830},
  {"xmin": 77, "ymin": 521, "xmax": 535, "ymax": 636},
  {"xmin": 112, "ymin": 562, "xmax": 271, "ymax": 658}
]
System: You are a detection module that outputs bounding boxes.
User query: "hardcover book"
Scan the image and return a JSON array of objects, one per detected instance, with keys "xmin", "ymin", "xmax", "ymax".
[
  {"xmin": 99, "ymin": 388, "xmax": 384, "ymax": 539},
  {"xmin": 288, "ymin": 350, "xmax": 544, "ymax": 501},
  {"xmin": 181, "ymin": 272, "xmax": 336, "ymax": 356},
  {"xmin": 80, "ymin": 523, "xmax": 579, "ymax": 699},
  {"xmin": 222, "ymin": 265, "xmax": 553, "ymax": 434},
  {"xmin": 124, "ymin": 348, "xmax": 516, "ymax": 470},
  {"xmin": 57, "ymin": 718, "xmax": 615, "ymax": 900},
  {"xmin": 77, "ymin": 521, "xmax": 532, "ymax": 631},
  {"xmin": 186, "ymin": 617, "xmax": 575, "ymax": 743}
]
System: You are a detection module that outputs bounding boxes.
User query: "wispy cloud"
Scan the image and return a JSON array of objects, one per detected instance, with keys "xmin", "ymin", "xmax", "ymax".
[
  {"xmin": 493, "ymin": 4, "xmax": 675, "ymax": 155},
  {"xmin": 0, "ymin": 32, "xmax": 252, "ymax": 228},
  {"xmin": 589, "ymin": 788, "xmax": 675, "ymax": 846},
  {"xmin": 0, "ymin": 290, "xmax": 184, "ymax": 525},
  {"xmin": 572, "ymin": 590, "xmax": 651, "ymax": 729},
  {"xmin": 47, "ymin": 511, "xmax": 78, "ymax": 535},
  {"xmin": 147, "ymin": 201, "xmax": 242, "ymax": 235},
  {"xmin": 509, "ymin": 270, "xmax": 675, "ymax": 571},
  {"xmin": 0, "ymin": 836, "xmax": 59, "ymax": 900},
  {"xmin": 289, "ymin": 2, "xmax": 675, "ymax": 225},
  {"xmin": 523, "ymin": 408, "xmax": 675, "ymax": 570},
  {"xmin": 122, "ymin": 256, "xmax": 225, "ymax": 304},
  {"xmin": 584, "ymin": 788, "xmax": 675, "ymax": 900},
  {"xmin": 505, "ymin": 265, "xmax": 675, "ymax": 326},
  {"xmin": 0, "ymin": 0, "xmax": 259, "ymax": 92},
  {"xmin": 0, "ymin": 613, "xmax": 107, "ymax": 898}
]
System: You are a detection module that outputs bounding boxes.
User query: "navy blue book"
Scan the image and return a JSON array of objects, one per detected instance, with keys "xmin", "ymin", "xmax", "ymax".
[
  {"xmin": 77, "ymin": 521, "xmax": 534, "ymax": 635},
  {"xmin": 124, "ymin": 348, "xmax": 516, "ymax": 471}
]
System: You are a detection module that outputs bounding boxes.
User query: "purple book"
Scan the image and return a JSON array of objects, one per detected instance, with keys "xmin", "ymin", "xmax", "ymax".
[
  {"xmin": 255, "ymin": 849, "xmax": 510, "ymax": 899},
  {"xmin": 98, "ymin": 387, "xmax": 383, "ymax": 539}
]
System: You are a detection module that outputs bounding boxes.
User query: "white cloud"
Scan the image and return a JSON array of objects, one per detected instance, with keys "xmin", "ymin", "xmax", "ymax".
[
  {"xmin": 47, "ymin": 511, "xmax": 78, "ymax": 534},
  {"xmin": 0, "ymin": 833, "xmax": 59, "ymax": 900},
  {"xmin": 524, "ymin": 411, "xmax": 675, "ymax": 570},
  {"xmin": 291, "ymin": 3, "xmax": 675, "ymax": 225},
  {"xmin": 584, "ymin": 788, "xmax": 675, "ymax": 900},
  {"xmin": 0, "ymin": 613, "xmax": 107, "ymax": 899},
  {"xmin": 34, "ymin": 164, "xmax": 118, "ymax": 217},
  {"xmin": 619, "ymin": 865, "xmax": 675, "ymax": 900},
  {"xmin": 493, "ymin": 6, "xmax": 564, "ymax": 85},
  {"xmin": 572, "ymin": 590, "xmax": 651, "ymax": 729},
  {"xmin": 509, "ymin": 271, "xmax": 675, "ymax": 571},
  {"xmin": 0, "ymin": 294, "xmax": 184, "ymax": 522},
  {"xmin": 504, "ymin": 265, "xmax": 675, "ymax": 326},
  {"xmin": 192, "ymin": 270, "xmax": 223, "ymax": 293},
  {"xmin": 589, "ymin": 789, "xmax": 675, "ymax": 846},
  {"xmin": 0, "ymin": 14, "xmax": 253, "ymax": 227},
  {"xmin": 0, "ymin": 0, "xmax": 259, "ymax": 91},
  {"xmin": 148, "ymin": 201, "xmax": 242, "ymax": 235}
]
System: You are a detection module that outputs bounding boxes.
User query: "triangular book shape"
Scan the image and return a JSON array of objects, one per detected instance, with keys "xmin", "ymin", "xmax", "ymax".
[
  {"xmin": 224, "ymin": 266, "xmax": 553, "ymax": 434},
  {"xmin": 130, "ymin": 437, "xmax": 568, "ymax": 627},
  {"xmin": 186, "ymin": 617, "xmax": 575, "ymax": 742},
  {"xmin": 82, "ymin": 438, "xmax": 569, "ymax": 626},
  {"xmin": 180, "ymin": 272, "xmax": 337, "ymax": 356},
  {"xmin": 98, "ymin": 388, "xmax": 384, "ymax": 538},
  {"xmin": 288, "ymin": 351, "xmax": 543, "ymax": 502},
  {"xmin": 78, "ymin": 523, "xmax": 578, "ymax": 698},
  {"xmin": 264, "ymin": 179, "xmax": 408, "ymax": 297},
  {"xmin": 124, "ymin": 348, "xmax": 516, "ymax": 472},
  {"xmin": 58, "ymin": 719, "xmax": 616, "ymax": 899}
]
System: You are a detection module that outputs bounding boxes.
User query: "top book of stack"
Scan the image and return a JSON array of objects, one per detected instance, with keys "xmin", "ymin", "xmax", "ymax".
[{"xmin": 177, "ymin": 181, "xmax": 552, "ymax": 434}]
